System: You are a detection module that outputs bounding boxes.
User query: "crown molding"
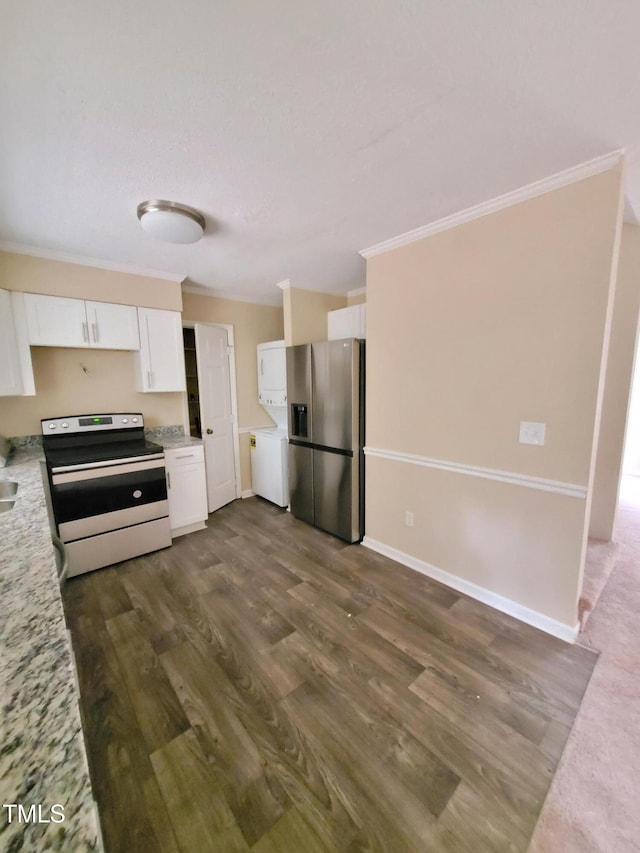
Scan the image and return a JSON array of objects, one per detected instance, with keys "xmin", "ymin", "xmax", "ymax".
[
  {"xmin": 0, "ymin": 240, "xmax": 186, "ymax": 282},
  {"xmin": 360, "ymin": 149, "xmax": 625, "ymax": 259},
  {"xmin": 347, "ymin": 286, "xmax": 367, "ymax": 297},
  {"xmin": 182, "ymin": 282, "xmax": 218, "ymax": 296},
  {"xmin": 181, "ymin": 281, "xmax": 282, "ymax": 307}
]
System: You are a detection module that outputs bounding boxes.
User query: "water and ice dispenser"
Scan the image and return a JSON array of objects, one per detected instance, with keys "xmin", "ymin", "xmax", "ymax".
[{"xmin": 290, "ymin": 403, "xmax": 308, "ymax": 439}]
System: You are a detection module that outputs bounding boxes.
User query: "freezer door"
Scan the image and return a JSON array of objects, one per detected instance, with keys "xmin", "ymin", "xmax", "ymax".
[
  {"xmin": 288, "ymin": 443, "xmax": 314, "ymax": 525},
  {"xmin": 286, "ymin": 344, "xmax": 313, "ymax": 443},
  {"xmin": 312, "ymin": 339, "xmax": 360, "ymax": 451},
  {"xmin": 313, "ymin": 448, "xmax": 361, "ymax": 543}
]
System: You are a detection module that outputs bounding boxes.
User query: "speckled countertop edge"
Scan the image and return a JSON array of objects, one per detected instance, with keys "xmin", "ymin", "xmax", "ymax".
[{"xmin": 0, "ymin": 458, "xmax": 102, "ymax": 851}]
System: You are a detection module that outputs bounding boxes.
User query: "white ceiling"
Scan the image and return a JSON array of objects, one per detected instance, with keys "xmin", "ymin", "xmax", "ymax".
[{"xmin": 2, "ymin": 1, "xmax": 640, "ymax": 306}]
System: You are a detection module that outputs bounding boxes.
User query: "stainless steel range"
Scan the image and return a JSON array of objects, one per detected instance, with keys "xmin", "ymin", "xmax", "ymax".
[{"xmin": 42, "ymin": 413, "xmax": 171, "ymax": 578}]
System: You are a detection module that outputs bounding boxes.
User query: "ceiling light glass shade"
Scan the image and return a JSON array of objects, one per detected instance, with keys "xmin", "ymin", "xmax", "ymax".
[{"xmin": 136, "ymin": 200, "xmax": 205, "ymax": 244}]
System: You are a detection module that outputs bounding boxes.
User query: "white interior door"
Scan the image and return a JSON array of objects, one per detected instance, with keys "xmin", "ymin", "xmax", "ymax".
[{"xmin": 195, "ymin": 323, "xmax": 238, "ymax": 512}]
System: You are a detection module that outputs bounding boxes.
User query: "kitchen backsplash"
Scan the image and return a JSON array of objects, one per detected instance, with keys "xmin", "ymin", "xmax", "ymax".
[
  {"xmin": 6, "ymin": 427, "xmax": 184, "ymax": 455},
  {"xmin": 144, "ymin": 424, "xmax": 185, "ymax": 442},
  {"xmin": 9, "ymin": 434, "xmax": 43, "ymax": 451}
]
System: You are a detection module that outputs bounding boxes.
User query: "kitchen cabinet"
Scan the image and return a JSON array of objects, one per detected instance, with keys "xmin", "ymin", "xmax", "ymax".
[
  {"xmin": 165, "ymin": 445, "xmax": 208, "ymax": 537},
  {"xmin": 85, "ymin": 301, "xmax": 140, "ymax": 349},
  {"xmin": 0, "ymin": 290, "xmax": 35, "ymax": 396},
  {"xmin": 327, "ymin": 304, "xmax": 366, "ymax": 340},
  {"xmin": 135, "ymin": 308, "xmax": 186, "ymax": 392},
  {"xmin": 23, "ymin": 293, "xmax": 139, "ymax": 350},
  {"xmin": 24, "ymin": 293, "xmax": 87, "ymax": 347},
  {"xmin": 257, "ymin": 340, "xmax": 286, "ymax": 405}
]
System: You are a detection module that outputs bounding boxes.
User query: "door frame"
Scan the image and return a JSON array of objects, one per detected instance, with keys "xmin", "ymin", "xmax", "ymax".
[{"xmin": 181, "ymin": 321, "xmax": 242, "ymax": 500}]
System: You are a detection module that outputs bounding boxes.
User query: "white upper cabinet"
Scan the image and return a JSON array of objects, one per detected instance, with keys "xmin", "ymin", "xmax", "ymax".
[
  {"xmin": 85, "ymin": 301, "xmax": 140, "ymax": 350},
  {"xmin": 0, "ymin": 289, "xmax": 36, "ymax": 396},
  {"xmin": 135, "ymin": 308, "xmax": 186, "ymax": 393},
  {"xmin": 257, "ymin": 340, "xmax": 286, "ymax": 404},
  {"xmin": 24, "ymin": 293, "xmax": 87, "ymax": 347},
  {"xmin": 24, "ymin": 293, "xmax": 140, "ymax": 350},
  {"xmin": 327, "ymin": 304, "xmax": 366, "ymax": 340}
]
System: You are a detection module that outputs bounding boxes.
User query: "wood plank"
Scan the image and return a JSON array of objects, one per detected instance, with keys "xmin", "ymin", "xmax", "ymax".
[
  {"xmin": 69, "ymin": 606, "xmax": 180, "ymax": 852},
  {"xmin": 251, "ymin": 808, "xmax": 329, "ymax": 853},
  {"xmin": 160, "ymin": 640, "xmax": 291, "ymax": 845},
  {"xmin": 283, "ymin": 681, "xmax": 442, "ymax": 851},
  {"xmin": 359, "ymin": 603, "xmax": 582, "ymax": 727},
  {"xmin": 279, "ymin": 629, "xmax": 460, "ymax": 819},
  {"xmin": 151, "ymin": 728, "xmax": 250, "ymax": 852},
  {"xmin": 365, "ymin": 674, "xmax": 535, "ymax": 849},
  {"xmin": 105, "ymin": 609, "xmax": 191, "ymax": 753}
]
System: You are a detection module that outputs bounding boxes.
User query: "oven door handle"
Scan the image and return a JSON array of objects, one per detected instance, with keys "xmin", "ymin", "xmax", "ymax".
[
  {"xmin": 51, "ymin": 452, "xmax": 166, "ymax": 475},
  {"xmin": 52, "ymin": 456, "xmax": 167, "ymax": 484}
]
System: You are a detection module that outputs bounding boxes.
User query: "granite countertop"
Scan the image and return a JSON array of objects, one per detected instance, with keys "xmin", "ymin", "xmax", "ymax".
[
  {"xmin": 0, "ymin": 457, "xmax": 102, "ymax": 851},
  {"xmin": 158, "ymin": 435, "xmax": 204, "ymax": 450}
]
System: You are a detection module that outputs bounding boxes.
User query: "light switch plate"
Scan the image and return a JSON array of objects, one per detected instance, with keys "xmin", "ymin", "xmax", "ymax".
[{"xmin": 519, "ymin": 421, "xmax": 546, "ymax": 446}]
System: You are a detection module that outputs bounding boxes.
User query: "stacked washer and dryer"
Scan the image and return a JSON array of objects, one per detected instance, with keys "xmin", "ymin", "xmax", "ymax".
[{"xmin": 250, "ymin": 340, "xmax": 289, "ymax": 507}]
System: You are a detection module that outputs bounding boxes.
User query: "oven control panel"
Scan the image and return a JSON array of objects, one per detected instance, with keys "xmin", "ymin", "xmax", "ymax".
[{"xmin": 41, "ymin": 413, "xmax": 144, "ymax": 434}]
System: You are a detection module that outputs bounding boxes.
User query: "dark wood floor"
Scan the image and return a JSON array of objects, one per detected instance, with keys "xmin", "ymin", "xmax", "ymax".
[{"xmin": 64, "ymin": 497, "xmax": 598, "ymax": 853}]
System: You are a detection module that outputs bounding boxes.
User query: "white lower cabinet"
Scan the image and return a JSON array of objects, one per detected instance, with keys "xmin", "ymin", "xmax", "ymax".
[
  {"xmin": 165, "ymin": 445, "xmax": 208, "ymax": 537},
  {"xmin": 136, "ymin": 308, "xmax": 186, "ymax": 392}
]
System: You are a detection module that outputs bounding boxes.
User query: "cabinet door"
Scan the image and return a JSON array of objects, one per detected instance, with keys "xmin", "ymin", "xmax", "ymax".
[
  {"xmin": 166, "ymin": 459, "xmax": 207, "ymax": 530},
  {"xmin": 24, "ymin": 293, "xmax": 88, "ymax": 347},
  {"xmin": 0, "ymin": 289, "xmax": 23, "ymax": 396},
  {"xmin": 258, "ymin": 341, "xmax": 286, "ymax": 404},
  {"xmin": 86, "ymin": 301, "xmax": 140, "ymax": 350},
  {"xmin": 328, "ymin": 304, "xmax": 366, "ymax": 340},
  {"xmin": 136, "ymin": 308, "xmax": 186, "ymax": 392}
]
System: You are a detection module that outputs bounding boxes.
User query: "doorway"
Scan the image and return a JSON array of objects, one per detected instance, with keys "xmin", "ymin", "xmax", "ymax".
[{"xmin": 182, "ymin": 322, "xmax": 241, "ymax": 513}]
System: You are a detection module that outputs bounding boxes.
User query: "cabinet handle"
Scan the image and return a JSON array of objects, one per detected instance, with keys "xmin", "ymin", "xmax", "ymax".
[
  {"xmin": 147, "ymin": 370, "xmax": 153, "ymax": 388},
  {"xmin": 167, "ymin": 471, "xmax": 171, "ymax": 489},
  {"xmin": 206, "ymin": 428, "xmax": 214, "ymax": 435},
  {"xmin": 260, "ymin": 358, "xmax": 264, "ymax": 376},
  {"xmin": 92, "ymin": 322, "xmax": 99, "ymax": 343},
  {"xmin": 176, "ymin": 453, "xmax": 195, "ymax": 459},
  {"xmin": 82, "ymin": 321, "xmax": 89, "ymax": 343}
]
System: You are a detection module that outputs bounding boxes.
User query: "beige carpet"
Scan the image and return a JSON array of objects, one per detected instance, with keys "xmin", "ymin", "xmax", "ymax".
[{"xmin": 529, "ymin": 475, "xmax": 640, "ymax": 852}]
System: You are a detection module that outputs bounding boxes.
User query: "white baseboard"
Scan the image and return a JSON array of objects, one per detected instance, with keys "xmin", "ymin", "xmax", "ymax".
[
  {"xmin": 171, "ymin": 520, "xmax": 206, "ymax": 539},
  {"xmin": 241, "ymin": 489, "xmax": 256, "ymax": 499},
  {"xmin": 362, "ymin": 536, "xmax": 579, "ymax": 643}
]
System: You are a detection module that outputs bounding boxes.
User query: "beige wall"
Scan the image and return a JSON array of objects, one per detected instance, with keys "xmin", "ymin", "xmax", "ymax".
[
  {"xmin": 181, "ymin": 290, "xmax": 284, "ymax": 492},
  {"xmin": 0, "ymin": 252, "xmax": 185, "ymax": 436},
  {"xmin": 282, "ymin": 286, "xmax": 347, "ymax": 345},
  {"xmin": 365, "ymin": 165, "xmax": 624, "ymax": 630},
  {"xmin": 0, "ymin": 251, "xmax": 183, "ymax": 310},
  {"xmin": 0, "ymin": 347, "xmax": 183, "ymax": 435},
  {"xmin": 589, "ymin": 224, "xmax": 640, "ymax": 539}
]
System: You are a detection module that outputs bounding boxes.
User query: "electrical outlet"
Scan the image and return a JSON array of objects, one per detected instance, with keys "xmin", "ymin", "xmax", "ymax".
[
  {"xmin": 405, "ymin": 510, "xmax": 414, "ymax": 527},
  {"xmin": 519, "ymin": 421, "xmax": 546, "ymax": 446}
]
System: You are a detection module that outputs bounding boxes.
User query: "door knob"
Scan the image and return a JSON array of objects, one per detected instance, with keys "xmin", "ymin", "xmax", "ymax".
[{"xmin": 206, "ymin": 428, "xmax": 214, "ymax": 434}]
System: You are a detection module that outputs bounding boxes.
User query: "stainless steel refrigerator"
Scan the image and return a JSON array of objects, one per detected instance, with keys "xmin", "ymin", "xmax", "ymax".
[{"xmin": 286, "ymin": 339, "xmax": 364, "ymax": 543}]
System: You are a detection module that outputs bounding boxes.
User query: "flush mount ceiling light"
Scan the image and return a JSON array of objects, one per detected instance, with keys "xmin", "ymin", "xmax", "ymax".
[{"xmin": 136, "ymin": 199, "xmax": 205, "ymax": 244}]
